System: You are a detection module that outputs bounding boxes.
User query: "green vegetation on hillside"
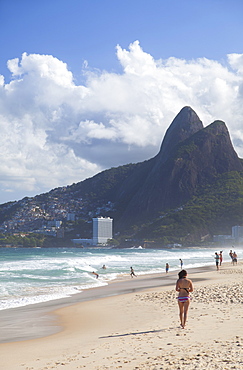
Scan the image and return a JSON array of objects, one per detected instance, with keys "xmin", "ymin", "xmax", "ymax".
[
  {"xmin": 69, "ymin": 163, "xmax": 139, "ymax": 201},
  {"xmin": 0, "ymin": 201, "xmax": 20, "ymax": 224},
  {"xmin": 0, "ymin": 233, "xmax": 46, "ymax": 247},
  {"xmin": 133, "ymin": 171, "xmax": 243, "ymax": 244}
]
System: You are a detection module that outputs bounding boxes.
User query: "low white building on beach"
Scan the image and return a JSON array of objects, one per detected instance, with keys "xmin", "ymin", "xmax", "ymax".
[{"xmin": 213, "ymin": 224, "xmax": 243, "ymax": 244}]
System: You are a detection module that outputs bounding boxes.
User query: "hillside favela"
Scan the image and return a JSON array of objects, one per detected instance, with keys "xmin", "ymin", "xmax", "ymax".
[{"xmin": 1, "ymin": 106, "xmax": 243, "ymax": 248}]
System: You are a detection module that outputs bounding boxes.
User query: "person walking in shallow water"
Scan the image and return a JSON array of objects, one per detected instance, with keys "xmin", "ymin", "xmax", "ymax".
[
  {"xmin": 175, "ymin": 270, "xmax": 193, "ymax": 329},
  {"xmin": 179, "ymin": 259, "xmax": 183, "ymax": 269},
  {"xmin": 165, "ymin": 263, "xmax": 169, "ymax": 273},
  {"xmin": 130, "ymin": 266, "xmax": 137, "ymax": 278}
]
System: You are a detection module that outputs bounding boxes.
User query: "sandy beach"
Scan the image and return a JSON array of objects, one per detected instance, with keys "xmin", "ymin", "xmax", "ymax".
[{"xmin": 0, "ymin": 261, "xmax": 242, "ymax": 370}]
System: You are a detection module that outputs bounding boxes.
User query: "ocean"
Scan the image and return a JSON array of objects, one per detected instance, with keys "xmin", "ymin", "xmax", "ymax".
[{"xmin": 0, "ymin": 245, "xmax": 242, "ymax": 311}]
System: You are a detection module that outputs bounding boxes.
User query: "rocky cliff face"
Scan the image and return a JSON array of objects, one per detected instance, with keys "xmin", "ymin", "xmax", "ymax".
[
  {"xmin": 116, "ymin": 107, "xmax": 243, "ymax": 228},
  {"xmin": 158, "ymin": 106, "xmax": 204, "ymax": 163}
]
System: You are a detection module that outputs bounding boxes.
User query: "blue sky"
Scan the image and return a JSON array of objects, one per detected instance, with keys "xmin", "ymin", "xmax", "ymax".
[
  {"xmin": 1, "ymin": 0, "xmax": 242, "ymax": 79},
  {"xmin": 0, "ymin": 0, "xmax": 243, "ymax": 203}
]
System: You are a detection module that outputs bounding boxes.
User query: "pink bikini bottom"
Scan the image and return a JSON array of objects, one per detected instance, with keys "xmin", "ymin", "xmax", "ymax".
[{"xmin": 177, "ymin": 296, "xmax": 190, "ymax": 302}]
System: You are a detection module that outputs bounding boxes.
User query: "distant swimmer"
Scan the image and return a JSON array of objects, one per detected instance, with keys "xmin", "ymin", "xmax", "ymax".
[
  {"xmin": 179, "ymin": 259, "xmax": 183, "ymax": 269},
  {"xmin": 92, "ymin": 271, "xmax": 99, "ymax": 279},
  {"xmin": 130, "ymin": 266, "xmax": 137, "ymax": 278},
  {"xmin": 102, "ymin": 265, "xmax": 106, "ymax": 269},
  {"xmin": 165, "ymin": 263, "xmax": 169, "ymax": 273}
]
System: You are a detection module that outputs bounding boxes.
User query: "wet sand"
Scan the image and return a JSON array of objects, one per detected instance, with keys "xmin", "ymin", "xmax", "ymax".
[
  {"xmin": 0, "ymin": 265, "xmax": 211, "ymax": 343},
  {"xmin": 0, "ymin": 262, "xmax": 242, "ymax": 369}
]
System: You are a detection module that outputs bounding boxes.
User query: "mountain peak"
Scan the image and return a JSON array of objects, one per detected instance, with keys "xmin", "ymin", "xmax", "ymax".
[
  {"xmin": 116, "ymin": 108, "xmax": 243, "ymax": 228},
  {"xmin": 204, "ymin": 119, "xmax": 228, "ymax": 134},
  {"xmin": 159, "ymin": 106, "xmax": 203, "ymax": 163}
]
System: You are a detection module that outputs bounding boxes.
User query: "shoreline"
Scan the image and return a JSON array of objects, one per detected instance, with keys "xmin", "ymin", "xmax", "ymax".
[
  {"xmin": 0, "ymin": 261, "xmax": 242, "ymax": 369},
  {"xmin": 0, "ymin": 263, "xmax": 223, "ymax": 344}
]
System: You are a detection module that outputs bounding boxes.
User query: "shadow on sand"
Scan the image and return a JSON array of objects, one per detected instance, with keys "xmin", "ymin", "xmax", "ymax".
[{"xmin": 99, "ymin": 328, "xmax": 169, "ymax": 339}]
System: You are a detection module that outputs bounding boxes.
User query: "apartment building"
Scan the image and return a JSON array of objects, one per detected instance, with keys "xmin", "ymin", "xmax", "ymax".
[{"xmin": 92, "ymin": 217, "xmax": 113, "ymax": 245}]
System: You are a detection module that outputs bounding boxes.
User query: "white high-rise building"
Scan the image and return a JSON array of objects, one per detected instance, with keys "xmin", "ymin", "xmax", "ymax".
[{"xmin": 93, "ymin": 217, "xmax": 113, "ymax": 245}]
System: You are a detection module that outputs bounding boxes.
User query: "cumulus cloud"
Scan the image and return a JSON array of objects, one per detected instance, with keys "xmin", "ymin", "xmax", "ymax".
[{"xmin": 0, "ymin": 41, "xmax": 243, "ymax": 203}]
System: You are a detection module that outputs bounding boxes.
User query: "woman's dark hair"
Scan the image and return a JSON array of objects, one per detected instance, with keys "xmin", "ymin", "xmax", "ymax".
[{"xmin": 178, "ymin": 270, "xmax": 187, "ymax": 279}]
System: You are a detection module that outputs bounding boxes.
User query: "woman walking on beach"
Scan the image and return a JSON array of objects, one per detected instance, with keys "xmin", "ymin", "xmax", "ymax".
[{"xmin": 176, "ymin": 270, "xmax": 193, "ymax": 329}]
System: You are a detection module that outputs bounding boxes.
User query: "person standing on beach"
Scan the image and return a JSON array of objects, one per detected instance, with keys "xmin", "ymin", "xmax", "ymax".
[
  {"xmin": 219, "ymin": 251, "xmax": 223, "ymax": 266},
  {"xmin": 229, "ymin": 249, "xmax": 233, "ymax": 263},
  {"xmin": 175, "ymin": 270, "xmax": 193, "ymax": 329},
  {"xmin": 165, "ymin": 263, "xmax": 169, "ymax": 273},
  {"xmin": 130, "ymin": 266, "xmax": 137, "ymax": 278},
  {"xmin": 232, "ymin": 251, "xmax": 238, "ymax": 265},
  {"xmin": 179, "ymin": 259, "xmax": 183, "ymax": 269},
  {"xmin": 215, "ymin": 252, "xmax": 220, "ymax": 270}
]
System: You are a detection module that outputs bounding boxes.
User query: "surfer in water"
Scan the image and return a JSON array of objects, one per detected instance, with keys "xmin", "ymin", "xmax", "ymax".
[{"xmin": 92, "ymin": 271, "xmax": 99, "ymax": 279}]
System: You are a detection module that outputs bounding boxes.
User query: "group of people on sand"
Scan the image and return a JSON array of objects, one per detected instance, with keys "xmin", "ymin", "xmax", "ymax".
[
  {"xmin": 214, "ymin": 249, "xmax": 238, "ymax": 270},
  {"xmin": 229, "ymin": 249, "xmax": 238, "ymax": 265}
]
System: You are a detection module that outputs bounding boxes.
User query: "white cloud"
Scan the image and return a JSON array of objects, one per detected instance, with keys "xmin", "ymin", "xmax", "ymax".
[{"xmin": 0, "ymin": 42, "xmax": 243, "ymax": 203}]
